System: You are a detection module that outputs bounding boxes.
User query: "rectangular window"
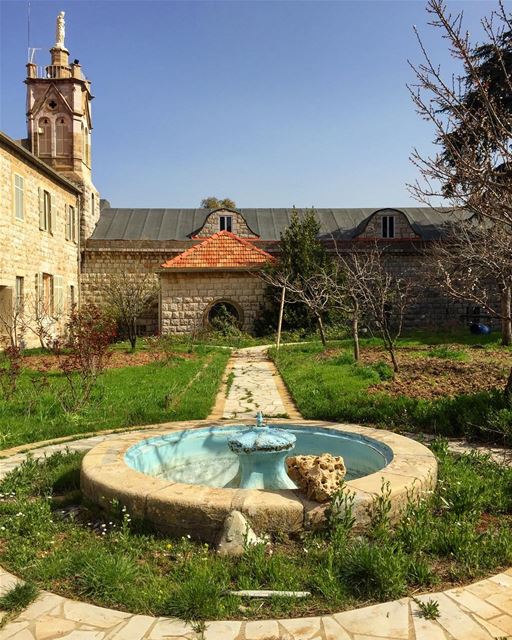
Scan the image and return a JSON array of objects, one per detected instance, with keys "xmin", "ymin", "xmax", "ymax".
[
  {"xmin": 65, "ymin": 204, "xmax": 77, "ymax": 242},
  {"xmin": 382, "ymin": 215, "xmax": 395, "ymax": 239},
  {"xmin": 39, "ymin": 190, "xmax": 52, "ymax": 233},
  {"xmin": 42, "ymin": 273, "xmax": 54, "ymax": 314},
  {"xmin": 14, "ymin": 174, "xmax": 24, "ymax": 220},
  {"xmin": 15, "ymin": 277, "xmax": 24, "ymax": 312},
  {"xmin": 54, "ymin": 276, "xmax": 64, "ymax": 314},
  {"xmin": 220, "ymin": 215, "xmax": 232, "ymax": 232}
]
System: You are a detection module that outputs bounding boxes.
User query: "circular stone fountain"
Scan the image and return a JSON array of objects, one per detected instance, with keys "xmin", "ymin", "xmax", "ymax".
[{"xmin": 81, "ymin": 419, "xmax": 437, "ymax": 542}]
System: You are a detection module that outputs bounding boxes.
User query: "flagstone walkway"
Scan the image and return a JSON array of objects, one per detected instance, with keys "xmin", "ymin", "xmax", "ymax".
[
  {"xmin": 219, "ymin": 346, "xmax": 302, "ymax": 421},
  {"xmin": 0, "ymin": 345, "xmax": 511, "ymax": 639}
]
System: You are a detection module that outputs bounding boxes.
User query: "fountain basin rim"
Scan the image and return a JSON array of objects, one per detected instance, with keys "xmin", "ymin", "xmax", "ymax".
[{"xmin": 81, "ymin": 419, "xmax": 437, "ymax": 541}]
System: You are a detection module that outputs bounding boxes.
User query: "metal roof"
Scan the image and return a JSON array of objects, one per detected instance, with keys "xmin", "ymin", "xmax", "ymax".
[{"xmin": 91, "ymin": 207, "xmax": 471, "ymax": 242}]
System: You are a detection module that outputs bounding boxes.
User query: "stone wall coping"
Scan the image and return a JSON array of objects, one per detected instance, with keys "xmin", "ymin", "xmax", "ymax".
[{"xmin": 81, "ymin": 420, "xmax": 438, "ymax": 541}]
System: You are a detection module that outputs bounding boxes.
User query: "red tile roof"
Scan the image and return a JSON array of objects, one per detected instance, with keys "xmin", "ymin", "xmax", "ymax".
[{"xmin": 161, "ymin": 231, "xmax": 274, "ymax": 270}]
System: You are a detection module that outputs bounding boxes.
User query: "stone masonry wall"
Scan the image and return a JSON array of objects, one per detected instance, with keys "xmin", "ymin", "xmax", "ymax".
[
  {"xmin": 0, "ymin": 142, "xmax": 80, "ymax": 347},
  {"xmin": 160, "ymin": 271, "xmax": 266, "ymax": 334},
  {"xmin": 358, "ymin": 211, "xmax": 420, "ymax": 240},
  {"xmin": 195, "ymin": 210, "xmax": 257, "ymax": 238}
]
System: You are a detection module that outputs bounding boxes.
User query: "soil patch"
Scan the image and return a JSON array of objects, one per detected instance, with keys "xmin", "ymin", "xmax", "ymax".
[{"xmin": 23, "ymin": 350, "xmax": 195, "ymax": 372}]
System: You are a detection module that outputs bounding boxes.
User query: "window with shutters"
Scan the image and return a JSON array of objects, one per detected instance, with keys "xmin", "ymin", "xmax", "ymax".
[
  {"xmin": 15, "ymin": 277, "xmax": 24, "ymax": 313},
  {"xmin": 54, "ymin": 276, "xmax": 64, "ymax": 314},
  {"xmin": 381, "ymin": 215, "xmax": 395, "ymax": 239},
  {"xmin": 14, "ymin": 174, "xmax": 24, "ymax": 220},
  {"xmin": 65, "ymin": 204, "xmax": 77, "ymax": 242},
  {"xmin": 42, "ymin": 273, "xmax": 54, "ymax": 314},
  {"xmin": 39, "ymin": 189, "xmax": 52, "ymax": 233},
  {"xmin": 39, "ymin": 118, "xmax": 52, "ymax": 155}
]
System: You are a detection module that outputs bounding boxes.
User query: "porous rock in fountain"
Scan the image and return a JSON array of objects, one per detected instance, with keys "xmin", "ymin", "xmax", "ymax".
[{"xmin": 287, "ymin": 453, "xmax": 347, "ymax": 502}]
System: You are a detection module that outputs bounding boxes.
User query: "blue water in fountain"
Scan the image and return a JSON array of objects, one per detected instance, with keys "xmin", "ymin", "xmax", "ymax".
[{"xmin": 125, "ymin": 422, "xmax": 393, "ymax": 488}]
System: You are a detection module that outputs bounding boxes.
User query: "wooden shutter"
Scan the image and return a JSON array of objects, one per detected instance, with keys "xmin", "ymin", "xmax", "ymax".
[
  {"xmin": 38, "ymin": 188, "xmax": 45, "ymax": 229},
  {"xmin": 48, "ymin": 193, "xmax": 53, "ymax": 234},
  {"xmin": 65, "ymin": 205, "xmax": 70, "ymax": 240},
  {"xmin": 54, "ymin": 276, "xmax": 64, "ymax": 314}
]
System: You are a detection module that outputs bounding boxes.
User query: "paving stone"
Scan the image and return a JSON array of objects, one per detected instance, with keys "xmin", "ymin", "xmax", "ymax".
[
  {"xmin": 62, "ymin": 601, "xmax": 130, "ymax": 629},
  {"xmin": 33, "ymin": 615, "xmax": 76, "ymax": 640},
  {"xmin": 415, "ymin": 593, "xmax": 491, "ymax": 640},
  {"xmin": 0, "ymin": 622, "xmax": 33, "ymax": 640},
  {"xmin": 473, "ymin": 614, "xmax": 512, "ymax": 637},
  {"xmin": 245, "ymin": 620, "xmax": 280, "ymax": 640},
  {"xmin": 146, "ymin": 618, "xmax": 196, "ymax": 639},
  {"xmin": 0, "ymin": 570, "xmax": 21, "ymax": 596},
  {"xmin": 334, "ymin": 599, "xmax": 410, "ymax": 639},
  {"xmin": 202, "ymin": 621, "xmax": 242, "ymax": 639},
  {"xmin": 410, "ymin": 609, "xmax": 448, "ymax": 640},
  {"xmin": 278, "ymin": 617, "xmax": 322, "ymax": 639},
  {"xmin": 444, "ymin": 587, "xmax": 502, "ymax": 619},
  {"xmin": 103, "ymin": 615, "xmax": 154, "ymax": 640},
  {"xmin": 17, "ymin": 593, "xmax": 64, "ymax": 621},
  {"xmin": 57, "ymin": 632, "xmax": 105, "ymax": 640},
  {"xmin": 485, "ymin": 591, "xmax": 512, "ymax": 614},
  {"xmin": 1, "ymin": 630, "xmax": 35, "ymax": 640},
  {"xmin": 320, "ymin": 617, "xmax": 352, "ymax": 640},
  {"xmin": 489, "ymin": 572, "xmax": 512, "ymax": 588}
]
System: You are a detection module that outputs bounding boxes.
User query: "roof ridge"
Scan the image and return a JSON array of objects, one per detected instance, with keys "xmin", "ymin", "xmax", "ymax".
[{"xmin": 161, "ymin": 230, "xmax": 273, "ymax": 269}]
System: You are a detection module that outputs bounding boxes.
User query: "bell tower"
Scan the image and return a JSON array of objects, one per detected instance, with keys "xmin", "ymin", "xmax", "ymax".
[{"xmin": 25, "ymin": 11, "xmax": 99, "ymax": 244}]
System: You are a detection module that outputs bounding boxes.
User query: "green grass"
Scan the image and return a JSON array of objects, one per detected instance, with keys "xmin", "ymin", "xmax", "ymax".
[
  {"xmin": 0, "ymin": 582, "xmax": 39, "ymax": 613},
  {"xmin": 270, "ymin": 341, "xmax": 512, "ymax": 444},
  {"xmin": 0, "ymin": 345, "xmax": 230, "ymax": 449},
  {"xmin": 425, "ymin": 346, "xmax": 469, "ymax": 361},
  {"xmin": 0, "ymin": 446, "xmax": 509, "ymax": 621}
]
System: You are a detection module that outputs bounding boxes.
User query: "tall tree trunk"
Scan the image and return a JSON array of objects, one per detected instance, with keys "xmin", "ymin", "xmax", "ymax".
[
  {"xmin": 316, "ymin": 314, "xmax": 327, "ymax": 347},
  {"xmin": 352, "ymin": 313, "xmax": 360, "ymax": 361},
  {"xmin": 501, "ymin": 287, "xmax": 512, "ymax": 346},
  {"xmin": 129, "ymin": 317, "xmax": 137, "ymax": 351},
  {"xmin": 505, "ymin": 367, "xmax": 512, "ymax": 405}
]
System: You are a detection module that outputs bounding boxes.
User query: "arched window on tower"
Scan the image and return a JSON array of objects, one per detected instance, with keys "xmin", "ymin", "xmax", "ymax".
[
  {"xmin": 38, "ymin": 118, "xmax": 52, "ymax": 156},
  {"xmin": 55, "ymin": 117, "xmax": 70, "ymax": 156}
]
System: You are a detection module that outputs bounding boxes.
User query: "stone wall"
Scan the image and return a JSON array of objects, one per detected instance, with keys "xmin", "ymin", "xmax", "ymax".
[
  {"xmin": 195, "ymin": 209, "xmax": 258, "ymax": 238},
  {"xmin": 0, "ymin": 140, "xmax": 80, "ymax": 347},
  {"xmin": 160, "ymin": 271, "xmax": 266, "ymax": 334},
  {"xmin": 358, "ymin": 211, "xmax": 419, "ymax": 240}
]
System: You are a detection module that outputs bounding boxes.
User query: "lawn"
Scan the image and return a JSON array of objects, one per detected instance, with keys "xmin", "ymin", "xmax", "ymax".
[
  {"xmin": 0, "ymin": 344, "xmax": 230, "ymax": 450},
  {"xmin": 0, "ymin": 444, "xmax": 509, "ymax": 622},
  {"xmin": 270, "ymin": 332, "xmax": 512, "ymax": 444}
]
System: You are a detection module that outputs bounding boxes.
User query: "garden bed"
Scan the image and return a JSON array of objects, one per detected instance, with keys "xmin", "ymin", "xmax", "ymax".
[
  {"xmin": 0, "ymin": 346, "xmax": 230, "ymax": 449},
  {"xmin": 0, "ymin": 444, "xmax": 510, "ymax": 622},
  {"xmin": 272, "ymin": 340, "xmax": 512, "ymax": 444}
]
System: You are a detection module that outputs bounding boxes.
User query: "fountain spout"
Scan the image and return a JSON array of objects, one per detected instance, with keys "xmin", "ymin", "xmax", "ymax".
[{"xmin": 256, "ymin": 411, "xmax": 265, "ymax": 428}]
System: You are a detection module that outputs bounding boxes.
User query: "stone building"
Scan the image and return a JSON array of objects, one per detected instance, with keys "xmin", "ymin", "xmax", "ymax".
[
  {"xmin": 0, "ymin": 13, "xmax": 99, "ymax": 347},
  {"xmin": 1, "ymin": 14, "xmax": 485, "ymax": 343}
]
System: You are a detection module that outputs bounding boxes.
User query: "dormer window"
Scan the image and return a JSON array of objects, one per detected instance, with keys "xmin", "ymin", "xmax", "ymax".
[
  {"xmin": 220, "ymin": 215, "xmax": 232, "ymax": 232},
  {"xmin": 381, "ymin": 215, "xmax": 395, "ymax": 239}
]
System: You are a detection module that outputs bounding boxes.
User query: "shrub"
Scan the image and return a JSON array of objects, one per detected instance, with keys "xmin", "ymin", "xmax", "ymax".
[{"xmin": 51, "ymin": 305, "xmax": 116, "ymax": 412}]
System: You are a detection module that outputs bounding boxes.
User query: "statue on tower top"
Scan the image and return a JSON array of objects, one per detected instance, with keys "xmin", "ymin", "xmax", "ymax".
[{"xmin": 55, "ymin": 11, "xmax": 66, "ymax": 49}]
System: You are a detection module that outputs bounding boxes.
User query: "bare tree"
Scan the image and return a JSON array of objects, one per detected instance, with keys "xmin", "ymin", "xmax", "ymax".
[
  {"xmin": 408, "ymin": 0, "xmax": 512, "ymax": 223},
  {"xmin": 329, "ymin": 247, "xmax": 415, "ymax": 373},
  {"xmin": 104, "ymin": 273, "xmax": 159, "ymax": 350},
  {"xmin": 260, "ymin": 269, "xmax": 331, "ymax": 346},
  {"xmin": 429, "ymin": 220, "xmax": 512, "ymax": 344}
]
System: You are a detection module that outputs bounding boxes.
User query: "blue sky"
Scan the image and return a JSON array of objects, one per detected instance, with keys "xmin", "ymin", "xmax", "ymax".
[{"xmin": 0, "ymin": 0, "xmax": 499, "ymax": 208}]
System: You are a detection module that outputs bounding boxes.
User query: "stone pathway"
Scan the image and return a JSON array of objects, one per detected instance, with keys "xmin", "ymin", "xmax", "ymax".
[
  {"xmin": 221, "ymin": 346, "xmax": 301, "ymax": 420},
  {"xmin": 0, "ymin": 345, "xmax": 511, "ymax": 639}
]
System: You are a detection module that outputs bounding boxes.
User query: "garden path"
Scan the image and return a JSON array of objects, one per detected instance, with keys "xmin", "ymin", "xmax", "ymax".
[
  {"xmin": 218, "ymin": 346, "xmax": 302, "ymax": 421},
  {"xmin": 0, "ymin": 345, "xmax": 511, "ymax": 639}
]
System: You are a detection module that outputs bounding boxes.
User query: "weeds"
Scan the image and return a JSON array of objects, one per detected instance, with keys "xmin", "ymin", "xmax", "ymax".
[{"xmin": 413, "ymin": 597, "xmax": 440, "ymax": 620}]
